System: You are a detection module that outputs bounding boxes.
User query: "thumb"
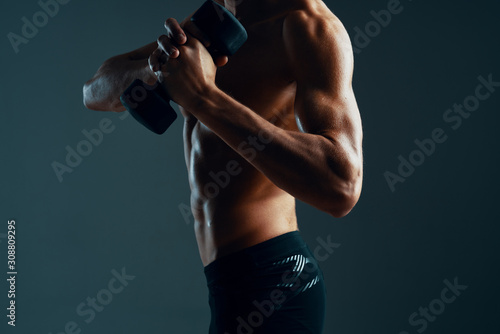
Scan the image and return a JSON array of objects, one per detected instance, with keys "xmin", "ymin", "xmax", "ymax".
[{"xmin": 215, "ymin": 56, "xmax": 229, "ymax": 67}]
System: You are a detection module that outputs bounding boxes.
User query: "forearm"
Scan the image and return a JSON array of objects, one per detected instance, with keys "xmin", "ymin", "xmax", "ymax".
[
  {"xmin": 190, "ymin": 88, "xmax": 362, "ymax": 217},
  {"xmin": 83, "ymin": 57, "xmax": 156, "ymax": 112}
]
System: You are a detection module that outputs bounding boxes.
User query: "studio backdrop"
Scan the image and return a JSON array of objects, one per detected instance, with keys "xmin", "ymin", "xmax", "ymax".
[{"xmin": 1, "ymin": 0, "xmax": 499, "ymax": 333}]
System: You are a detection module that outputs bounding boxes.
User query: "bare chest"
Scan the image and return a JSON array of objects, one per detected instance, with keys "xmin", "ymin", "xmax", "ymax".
[
  {"xmin": 213, "ymin": 18, "xmax": 294, "ymax": 114},
  {"xmin": 184, "ymin": 17, "xmax": 298, "ymax": 174}
]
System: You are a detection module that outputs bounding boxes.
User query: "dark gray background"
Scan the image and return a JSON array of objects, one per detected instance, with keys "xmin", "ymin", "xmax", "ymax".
[{"xmin": 1, "ymin": 0, "xmax": 499, "ymax": 333}]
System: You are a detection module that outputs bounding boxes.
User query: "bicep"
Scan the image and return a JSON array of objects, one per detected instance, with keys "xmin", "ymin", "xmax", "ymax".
[{"xmin": 284, "ymin": 10, "xmax": 362, "ymax": 150}]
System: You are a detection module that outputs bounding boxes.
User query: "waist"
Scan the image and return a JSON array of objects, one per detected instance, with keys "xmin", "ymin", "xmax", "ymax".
[
  {"xmin": 194, "ymin": 194, "xmax": 298, "ymax": 265},
  {"xmin": 204, "ymin": 230, "xmax": 308, "ymax": 284}
]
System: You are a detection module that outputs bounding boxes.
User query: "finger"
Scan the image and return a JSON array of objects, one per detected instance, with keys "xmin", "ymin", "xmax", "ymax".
[
  {"xmin": 183, "ymin": 20, "xmax": 211, "ymax": 48},
  {"xmin": 214, "ymin": 55, "xmax": 229, "ymax": 67},
  {"xmin": 157, "ymin": 35, "xmax": 180, "ymax": 58},
  {"xmin": 164, "ymin": 18, "xmax": 187, "ymax": 45},
  {"xmin": 149, "ymin": 47, "xmax": 170, "ymax": 72},
  {"xmin": 155, "ymin": 69, "xmax": 165, "ymax": 83},
  {"xmin": 148, "ymin": 48, "xmax": 162, "ymax": 72}
]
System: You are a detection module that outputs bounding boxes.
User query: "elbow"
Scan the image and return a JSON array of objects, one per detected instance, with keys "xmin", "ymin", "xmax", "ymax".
[
  {"xmin": 82, "ymin": 58, "xmax": 119, "ymax": 111},
  {"xmin": 82, "ymin": 81, "xmax": 114, "ymax": 111},
  {"xmin": 327, "ymin": 190, "xmax": 360, "ymax": 218},
  {"xmin": 325, "ymin": 168, "xmax": 362, "ymax": 219},
  {"xmin": 83, "ymin": 82, "xmax": 98, "ymax": 110}
]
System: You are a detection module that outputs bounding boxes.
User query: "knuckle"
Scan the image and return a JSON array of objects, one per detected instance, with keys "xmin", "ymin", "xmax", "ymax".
[
  {"xmin": 176, "ymin": 45, "xmax": 188, "ymax": 54},
  {"xmin": 157, "ymin": 34, "xmax": 169, "ymax": 44},
  {"xmin": 164, "ymin": 18, "xmax": 180, "ymax": 32},
  {"xmin": 165, "ymin": 17, "xmax": 177, "ymax": 25}
]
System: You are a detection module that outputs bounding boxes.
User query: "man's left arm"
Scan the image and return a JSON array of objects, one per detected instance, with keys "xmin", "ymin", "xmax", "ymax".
[{"xmin": 156, "ymin": 11, "xmax": 363, "ymax": 218}]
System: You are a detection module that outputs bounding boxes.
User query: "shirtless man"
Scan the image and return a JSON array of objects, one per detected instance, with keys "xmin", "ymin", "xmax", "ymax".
[{"xmin": 83, "ymin": 0, "xmax": 363, "ymax": 332}]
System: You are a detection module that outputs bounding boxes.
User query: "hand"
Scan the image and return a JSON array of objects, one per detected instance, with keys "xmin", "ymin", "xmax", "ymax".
[
  {"xmin": 149, "ymin": 32, "xmax": 218, "ymax": 110},
  {"xmin": 150, "ymin": 17, "xmax": 229, "ymax": 68}
]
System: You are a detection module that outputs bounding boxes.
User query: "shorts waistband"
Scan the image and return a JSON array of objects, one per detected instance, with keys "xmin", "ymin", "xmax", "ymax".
[{"xmin": 204, "ymin": 230, "xmax": 307, "ymax": 281}]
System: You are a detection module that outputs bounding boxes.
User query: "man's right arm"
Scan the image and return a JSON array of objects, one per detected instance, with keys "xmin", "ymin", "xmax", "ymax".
[
  {"xmin": 82, "ymin": 14, "xmax": 227, "ymax": 112},
  {"xmin": 82, "ymin": 42, "xmax": 159, "ymax": 112},
  {"xmin": 82, "ymin": 15, "xmax": 194, "ymax": 112}
]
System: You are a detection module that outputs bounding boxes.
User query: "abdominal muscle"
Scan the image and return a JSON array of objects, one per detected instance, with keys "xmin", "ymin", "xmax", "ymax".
[
  {"xmin": 185, "ymin": 117, "xmax": 299, "ymax": 267},
  {"xmin": 180, "ymin": 13, "xmax": 300, "ymax": 266}
]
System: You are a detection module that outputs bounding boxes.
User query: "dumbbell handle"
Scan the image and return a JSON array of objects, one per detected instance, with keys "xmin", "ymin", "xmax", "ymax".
[{"xmin": 119, "ymin": 0, "xmax": 247, "ymax": 135}]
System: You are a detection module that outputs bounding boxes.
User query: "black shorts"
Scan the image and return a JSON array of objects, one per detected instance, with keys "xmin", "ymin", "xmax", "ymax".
[{"xmin": 204, "ymin": 230, "xmax": 326, "ymax": 334}]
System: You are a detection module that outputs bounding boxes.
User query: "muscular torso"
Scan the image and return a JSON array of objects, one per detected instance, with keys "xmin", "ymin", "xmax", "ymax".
[{"xmin": 182, "ymin": 10, "xmax": 302, "ymax": 266}]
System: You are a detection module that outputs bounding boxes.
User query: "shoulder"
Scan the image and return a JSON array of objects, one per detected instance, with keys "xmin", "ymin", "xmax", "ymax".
[
  {"xmin": 284, "ymin": 0, "xmax": 335, "ymax": 33},
  {"xmin": 283, "ymin": 1, "xmax": 352, "ymax": 55},
  {"xmin": 282, "ymin": 1, "xmax": 354, "ymax": 85}
]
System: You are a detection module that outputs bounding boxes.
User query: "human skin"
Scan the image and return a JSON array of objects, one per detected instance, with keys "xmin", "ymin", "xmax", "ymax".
[{"xmin": 83, "ymin": 0, "xmax": 363, "ymax": 266}]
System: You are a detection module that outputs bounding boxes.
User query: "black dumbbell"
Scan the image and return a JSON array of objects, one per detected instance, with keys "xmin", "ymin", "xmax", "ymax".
[{"xmin": 120, "ymin": 0, "xmax": 248, "ymax": 134}]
